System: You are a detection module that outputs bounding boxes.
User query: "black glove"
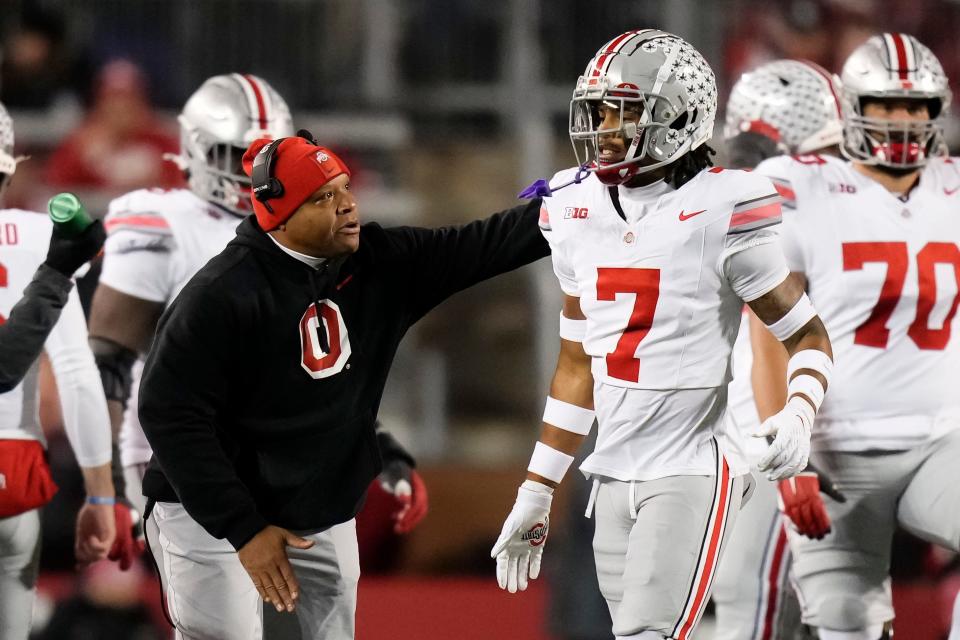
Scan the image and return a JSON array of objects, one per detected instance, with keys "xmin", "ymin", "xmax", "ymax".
[
  {"xmin": 44, "ymin": 219, "xmax": 106, "ymax": 276},
  {"xmin": 726, "ymin": 131, "xmax": 784, "ymax": 170},
  {"xmin": 806, "ymin": 459, "xmax": 846, "ymax": 503}
]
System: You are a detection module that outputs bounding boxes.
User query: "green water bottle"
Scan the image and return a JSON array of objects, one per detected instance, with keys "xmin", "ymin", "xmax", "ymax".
[{"xmin": 47, "ymin": 192, "xmax": 94, "ymax": 237}]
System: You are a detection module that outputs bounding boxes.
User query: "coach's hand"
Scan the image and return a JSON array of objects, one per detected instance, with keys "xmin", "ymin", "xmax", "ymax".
[
  {"xmin": 238, "ymin": 526, "xmax": 314, "ymax": 613},
  {"xmin": 754, "ymin": 397, "xmax": 813, "ymax": 481},
  {"xmin": 491, "ymin": 480, "xmax": 552, "ymax": 594},
  {"xmin": 778, "ymin": 472, "xmax": 831, "ymax": 539}
]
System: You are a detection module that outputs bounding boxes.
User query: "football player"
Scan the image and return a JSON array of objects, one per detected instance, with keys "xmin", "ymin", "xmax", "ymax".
[
  {"xmin": 492, "ymin": 30, "xmax": 833, "ymax": 640},
  {"xmin": 0, "ymin": 101, "xmax": 117, "ymax": 639},
  {"xmin": 752, "ymin": 33, "xmax": 960, "ymax": 640},
  {"xmin": 712, "ymin": 59, "xmax": 845, "ymax": 640}
]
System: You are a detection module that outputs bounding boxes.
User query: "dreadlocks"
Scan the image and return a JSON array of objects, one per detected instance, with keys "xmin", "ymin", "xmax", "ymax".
[{"xmin": 666, "ymin": 144, "xmax": 716, "ymax": 189}]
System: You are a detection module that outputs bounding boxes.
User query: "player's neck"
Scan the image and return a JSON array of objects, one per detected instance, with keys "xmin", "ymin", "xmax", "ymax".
[
  {"xmin": 853, "ymin": 162, "xmax": 921, "ymax": 198},
  {"xmin": 623, "ymin": 166, "xmax": 669, "ymax": 189}
]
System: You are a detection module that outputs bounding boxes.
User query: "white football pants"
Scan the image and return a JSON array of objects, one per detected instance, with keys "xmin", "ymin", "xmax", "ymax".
[
  {"xmin": 791, "ymin": 429, "xmax": 960, "ymax": 633},
  {"xmin": 592, "ymin": 450, "xmax": 743, "ymax": 638},
  {"xmin": 0, "ymin": 509, "xmax": 40, "ymax": 640},
  {"xmin": 712, "ymin": 469, "xmax": 802, "ymax": 639}
]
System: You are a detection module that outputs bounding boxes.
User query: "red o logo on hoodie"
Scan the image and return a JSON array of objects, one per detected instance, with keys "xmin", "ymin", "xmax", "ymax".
[{"xmin": 299, "ymin": 300, "xmax": 351, "ymax": 378}]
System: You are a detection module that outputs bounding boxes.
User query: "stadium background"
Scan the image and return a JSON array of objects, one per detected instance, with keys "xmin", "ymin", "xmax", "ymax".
[{"xmin": 2, "ymin": 0, "xmax": 958, "ymax": 637}]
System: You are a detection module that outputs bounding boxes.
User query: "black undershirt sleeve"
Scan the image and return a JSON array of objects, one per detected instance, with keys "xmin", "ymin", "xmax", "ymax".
[{"xmin": 0, "ymin": 264, "xmax": 72, "ymax": 393}]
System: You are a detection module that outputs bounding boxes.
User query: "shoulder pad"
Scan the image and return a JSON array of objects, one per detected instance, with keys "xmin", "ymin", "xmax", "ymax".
[{"xmin": 790, "ymin": 153, "xmax": 828, "ymax": 165}]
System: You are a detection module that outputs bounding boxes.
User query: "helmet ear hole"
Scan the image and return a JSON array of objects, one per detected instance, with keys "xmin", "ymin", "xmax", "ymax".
[{"xmin": 671, "ymin": 110, "xmax": 691, "ymax": 130}]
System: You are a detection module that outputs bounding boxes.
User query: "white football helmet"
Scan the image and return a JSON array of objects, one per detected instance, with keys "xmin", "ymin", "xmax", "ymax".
[
  {"xmin": 724, "ymin": 59, "xmax": 843, "ymax": 154},
  {"xmin": 840, "ymin": 33, "xmax": 951, "ymax": 169},
  {"xmin": 0, "ymin": 101, "xmax": 16, "ymax": 177},
  {"xmin": 172, "ymin": 74, "xmax": 294, "ymax": 214},
  {"xmin": 569, "ymin": 29, "xmax": 718, "ymax": 185}
]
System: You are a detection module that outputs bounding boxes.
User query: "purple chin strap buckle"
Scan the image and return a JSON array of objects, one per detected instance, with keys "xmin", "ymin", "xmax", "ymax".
[{"xmin": 518, "ymin": 164, "xmax": 593, "ymax": 199}]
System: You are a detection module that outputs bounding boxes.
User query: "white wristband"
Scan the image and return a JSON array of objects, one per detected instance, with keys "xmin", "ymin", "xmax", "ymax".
[
  {"xmin": 788, "ymin": 374, "xmax": 825, "ymax": 413},
  {"xmin": 787, "ymin": 348, "xmax": 833, "ymax": 387},
  {"xmin": 543, "ymin": 396, "xmax": 595, "ymax": 435},
  {"xmin": 559, "ymin": 314, "xmax": 587, "ymax": 342},
  {"xmin": 765, "ymin": 293, "xmax": 817, "ymax": 341},
  {"xmin": 527, "ymin": 441, "xmax": 574, "ymax": 483}
]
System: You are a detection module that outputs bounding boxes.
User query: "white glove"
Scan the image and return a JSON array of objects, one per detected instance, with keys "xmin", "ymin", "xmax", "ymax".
[
  {"xmin": 753, "ymin": 396, "xmax": 814, "ymax": 481},
  {"xmin": 491, "ymin": 480, "xmax": 552, "ymax": 593}
]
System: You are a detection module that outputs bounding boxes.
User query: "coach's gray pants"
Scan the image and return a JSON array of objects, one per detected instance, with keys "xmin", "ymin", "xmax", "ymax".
[
  {"xmin": 0, "ymin": 509, "xmax": 41, "ymax": 640},
  {"xmin": 149, "ymin": 502, "xmax": 359, "ymax": 640}
]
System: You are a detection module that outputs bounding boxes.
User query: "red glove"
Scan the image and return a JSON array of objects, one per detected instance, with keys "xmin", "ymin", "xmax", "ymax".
[
  {"xmin": 380, "ymin": 468, "xmax": 429, "ymax": 535},
  {"xmin": 107, "ymin": 501, "xmax": 146, "ymax": 570},
  {"xmin": 778, "ymin": 472, "xmax": 831, "ymax": 539}
]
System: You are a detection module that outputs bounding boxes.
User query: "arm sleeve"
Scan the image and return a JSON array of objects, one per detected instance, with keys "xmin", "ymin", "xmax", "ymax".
[
  {"xmin": 0, "ymin": 264, "xmax": 73, "ymax": 393},
  {"xmin": 138, "ymin": 286, "xmax": 268, "ymax": 550},
  {"xmin": 44, "ymin": 288, "xmax": 113, "ymax": 467},
  {"xmin": 376, "ymin": 426, "xmax": 416, "ymax": 468},
  {"xmin": 384, "ymin": 199, "xmax": 550, "ymax": 321},
  {"xmin": 719, "ymin": 229, "xmax": 790, "ymax": 302}
]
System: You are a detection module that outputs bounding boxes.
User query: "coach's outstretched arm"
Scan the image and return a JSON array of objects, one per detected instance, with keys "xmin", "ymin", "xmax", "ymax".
[
  {"xmin": 746, "ymin": 272, "xmax": 832, "ymax": 482},
  {"xmin": 386, "ymin": 198, "xmax": 549, "ymax": 323},
  {"xmin": 492, "ymin": 294, "xmax": 594, "ymax": 593}
]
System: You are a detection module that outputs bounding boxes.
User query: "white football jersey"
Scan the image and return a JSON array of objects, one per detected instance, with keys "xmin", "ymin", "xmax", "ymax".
[
  {"xmin": 0, "ymin": 210, "xmax": 55, "ymax": 444},
  {"xmin": 0, "ymin": 209, "xmax": 111, "ymax": 466},
  {"xmin": 542, "ymin": 167, "xmax": 788, "ymax": 479},
  {"xmin": 99, "ymin": 189, "xmax": 242, "ymax": 466},
  {"xmin": 756, "ymin": 154, "xmax": 960, "ymax": 451}
]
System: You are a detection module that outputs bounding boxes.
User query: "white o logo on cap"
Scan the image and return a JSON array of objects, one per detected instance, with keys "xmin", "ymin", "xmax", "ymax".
[{"xmin": 316, "ymin": 151, "xmax": 329, "ymax": 163}]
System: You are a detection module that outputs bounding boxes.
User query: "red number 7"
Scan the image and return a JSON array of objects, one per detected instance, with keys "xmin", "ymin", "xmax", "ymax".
[
  {"xmin": 596, "ymin": 267, "xmax": 660, "ymax": 383},
  {"xmin": 842, "ymin": 242, "xmax": 908, "ymax": 348}
]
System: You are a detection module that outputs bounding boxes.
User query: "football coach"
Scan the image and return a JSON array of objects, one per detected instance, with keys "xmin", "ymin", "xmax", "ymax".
[{"xmin": 137, "ymin": 130, "xmax": 548, "ymax": 640}]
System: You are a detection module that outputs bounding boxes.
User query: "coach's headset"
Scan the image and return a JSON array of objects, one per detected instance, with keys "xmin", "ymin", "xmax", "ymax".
[{"xmin": 250, "ymin": 129, "xmax": 319, "ymax": 214}]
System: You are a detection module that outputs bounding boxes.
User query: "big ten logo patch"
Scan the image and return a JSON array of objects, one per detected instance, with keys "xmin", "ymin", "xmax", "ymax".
[
  {"xmin": 829, "ymin": 183, "xmax": 857, "ymax": 195},
  {"xmin": 299, "ymin": 300, "xmax": 351, "ymax": 378},
  {"xmin": 564, "ymin": 207, "xmax": 589, "ymax": 219}
]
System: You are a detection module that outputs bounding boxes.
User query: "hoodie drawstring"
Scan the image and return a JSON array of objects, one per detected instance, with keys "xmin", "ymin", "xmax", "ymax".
[{"xmin": 310, "ymin": 265, "xmax": 331, "ymax": 354}]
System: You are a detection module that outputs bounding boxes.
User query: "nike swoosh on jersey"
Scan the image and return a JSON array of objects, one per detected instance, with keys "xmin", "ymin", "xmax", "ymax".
[
  {"xmin": 945, "ymin": 186, "xmax": 959, "ymax": 196},
  {"xmin": 678, "ymin": 209, "xmax": 707, "ymax": 221}
]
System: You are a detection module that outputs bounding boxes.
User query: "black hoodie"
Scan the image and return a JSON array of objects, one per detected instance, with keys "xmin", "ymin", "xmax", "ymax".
[{"xmin": 139, "ymin": 199, "xmax": 547, "ymax": 550}]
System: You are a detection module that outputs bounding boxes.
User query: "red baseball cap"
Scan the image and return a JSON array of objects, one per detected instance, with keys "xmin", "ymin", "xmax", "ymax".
[{"xmin": 241, "ymin": 136, "xmax": 350, "ymax": 231}]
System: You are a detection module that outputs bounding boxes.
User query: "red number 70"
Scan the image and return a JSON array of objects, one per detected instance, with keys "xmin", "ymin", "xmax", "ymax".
[{"xmin": 842, "ymin": 241, "xmax": 960, "ymax": 350}]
